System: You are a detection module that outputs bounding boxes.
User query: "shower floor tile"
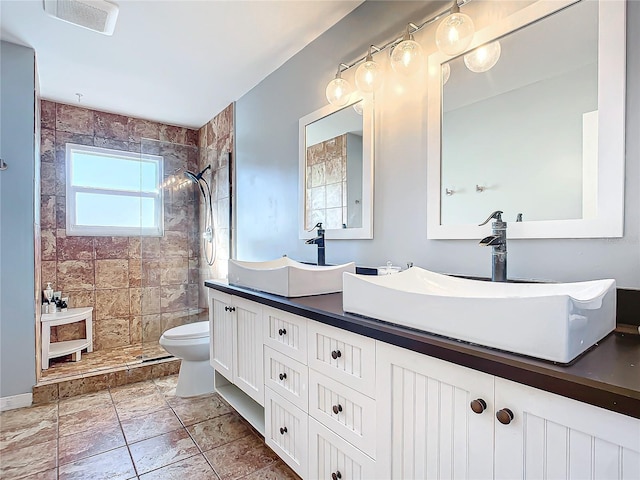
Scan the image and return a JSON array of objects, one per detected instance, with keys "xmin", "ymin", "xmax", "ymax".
[{"xmin": 0, "ymin": 376, "xmax": 301, "ymax": 480}]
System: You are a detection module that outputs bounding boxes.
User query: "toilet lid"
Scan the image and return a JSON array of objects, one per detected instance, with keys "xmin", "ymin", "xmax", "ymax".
[{"xmin": 163, "ymin": 321, "xmax": 209, "ymax": 340}]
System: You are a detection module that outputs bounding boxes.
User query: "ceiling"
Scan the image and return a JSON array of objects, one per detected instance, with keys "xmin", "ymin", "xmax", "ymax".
[{"xmin": 0, "ymin": 0, "xmax": 363, "ymax": 129}]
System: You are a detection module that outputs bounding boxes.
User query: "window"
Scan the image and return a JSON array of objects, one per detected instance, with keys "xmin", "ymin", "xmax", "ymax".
[{"xmin": 65, "ymin": 144, "xmax": 164, "ymax": 236}]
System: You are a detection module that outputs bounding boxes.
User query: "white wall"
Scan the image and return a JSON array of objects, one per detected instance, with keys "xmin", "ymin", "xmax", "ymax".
[
  {"xmin": 0, "ymin": 41, "xmax": 37, "ymax": 397},
  {"xmin": 235, "ymin": 0, "xmax": 640, "ymax": 288}
]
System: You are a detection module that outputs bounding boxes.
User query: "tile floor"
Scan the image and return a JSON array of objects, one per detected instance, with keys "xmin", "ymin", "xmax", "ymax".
[{"xmin": 1, "ymin": 376, "xmax": 300, "ymax": 480}]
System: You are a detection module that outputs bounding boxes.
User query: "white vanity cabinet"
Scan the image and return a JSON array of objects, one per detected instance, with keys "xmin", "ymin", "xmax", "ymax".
[
  {"xmin": 208, "ymin": 290, "xmax": 264, "ymax": 407},
  {"xmin": 494, "ymin": 377, "xmax": 640, "ymax": 480},
  {"xmin": 376, "ymin": 341, "xmax": 640, "ymax": 480},
  {"xmin": 376, "ymin": 342, "xmax": 494, "ymax": 479}
]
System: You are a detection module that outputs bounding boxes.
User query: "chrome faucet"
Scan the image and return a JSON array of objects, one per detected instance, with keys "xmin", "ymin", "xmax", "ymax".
[
  {"xmin": 479, "ymin": 210, "xmax": 507, "ymax": 282},
  {"xmin": 305, "ymin": 222, "xmax": 325, "ymax": 266}
]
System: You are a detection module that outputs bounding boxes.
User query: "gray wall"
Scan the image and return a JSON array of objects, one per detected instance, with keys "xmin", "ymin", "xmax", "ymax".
[
  {"xmin": 236, "ymin": 1, "xmax": 639, "ymax": 288},
  {"xmin": 0, "ymin": 41, "xmax": 37, "ymax": 397}
]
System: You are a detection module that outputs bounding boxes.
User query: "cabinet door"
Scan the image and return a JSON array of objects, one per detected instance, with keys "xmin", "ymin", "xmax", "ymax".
[
  {"xmin": 309, "ymin": 417, "xmax": 376, "ymax": 480},
  {"xmin": 376, "ymin": 342, "xmax": 494, "ymax": 480},
  {"xmin": 495, "ymin": 377, "xmax": 640, "ymax": 480},
  {"xmin": 209, "ymin": 289, "xmax": 233, "ymax": 380},
  {"xmin": 233, "ymin": 297, "xmax": 264, "ymax": 406}
]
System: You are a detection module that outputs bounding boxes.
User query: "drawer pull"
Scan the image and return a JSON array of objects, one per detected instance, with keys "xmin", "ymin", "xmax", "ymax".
[
  {"xmin": 278, "ymin": 328, "xmax": 287, "ymax": 336},
  {"xmin": 332, "ymin": 404, "xmax": 343, "ymax": 414},
  {"xmin": 331, "ymin": 472, "xmax": 342, "ymax": 480},
  {"xmin": 280, "ymin": 426, "xmax": 288, "ymax": 435},
  {"xmin": 331, "ymin": 349, "xmax": 342, "ymax": 359},
  {"xmin": 279, "ymin": 373, "xmax": 287, "ymax": 381},
  {"xmin": 496, "ymin": 408, "xmax": 514, "ymax": 425},
  {"xmin": 470, "ymin": 398, "xmax": 487, "ymax": 414}
]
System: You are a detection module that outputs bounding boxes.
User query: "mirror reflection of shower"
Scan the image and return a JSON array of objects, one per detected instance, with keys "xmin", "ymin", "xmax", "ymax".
[{"xmin": 184, "ymin": 165, "xmax": 216, "ymax": 266}]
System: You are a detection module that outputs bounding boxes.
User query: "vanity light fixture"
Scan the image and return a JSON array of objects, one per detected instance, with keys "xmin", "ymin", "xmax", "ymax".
[
  {"xmin": 464, "ymin": 40, "xmax": 501, "ymax": 73},
  {"xmin": 325, "ymin": 64, "xmax": 353, "ymax": 106},
  {"xmin": 436, "ymin": 0, "xmax": 475, "ymax": 56},
  {"xmin": 324, "ymin": 0, "xmax": 477, "ymax": 105},
  {"xmin": 442, "ymin": 63, "xmax": 451, "ymax": 85},
  {"xmin": 390, "ymin": 24, "xmax": 423, "ymax": 76},
  {"xmin": 355, "ymin": 46, "xmax": 384, "ymax": 92}
]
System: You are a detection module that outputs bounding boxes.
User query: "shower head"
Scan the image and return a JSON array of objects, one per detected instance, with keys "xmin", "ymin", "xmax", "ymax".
[{"xmin": 184, "ymin": 165, "xmax": 211, "ymax": 184}]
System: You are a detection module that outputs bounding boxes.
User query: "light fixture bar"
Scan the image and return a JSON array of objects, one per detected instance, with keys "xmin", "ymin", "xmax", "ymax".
[{"xmin": 336, "ymin": 0, "xmax": 474, "ymax": 73}]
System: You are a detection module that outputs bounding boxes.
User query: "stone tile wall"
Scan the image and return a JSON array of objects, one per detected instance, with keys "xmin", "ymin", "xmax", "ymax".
[
  {"xmin": 39, "ymin": 100, "xmax": 200, "ymax": 351},
  {"xmin": 197, "ymin": 103, "xmax": 234, "ymax": 304},
  {"xmin": 305, "ymin": 134, "xmax": 347, "ymax": 230}
]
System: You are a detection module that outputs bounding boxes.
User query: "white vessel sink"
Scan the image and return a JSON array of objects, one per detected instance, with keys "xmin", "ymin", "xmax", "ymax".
[
  {"xmin": 343, "ymin": 267, "xmax": 616, "ymax": 363},
  {"xmin": 228, "ymin": 257, "xmax": 355, "ymax": 298}
]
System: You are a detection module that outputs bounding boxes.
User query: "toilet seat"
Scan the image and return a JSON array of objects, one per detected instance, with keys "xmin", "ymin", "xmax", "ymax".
[{"xmin": 162, "ymin": 321, "xmax": 209, "ymax": 341}]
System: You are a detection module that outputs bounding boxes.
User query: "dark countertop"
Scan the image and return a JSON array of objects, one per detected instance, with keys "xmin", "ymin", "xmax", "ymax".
[{"xmin": 205, "ymin": 280, "xmax": 640, "ymax": 419}]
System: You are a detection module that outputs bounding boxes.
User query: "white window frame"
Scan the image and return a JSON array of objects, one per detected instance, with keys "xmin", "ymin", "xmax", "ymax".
[{"xmin": 65, "ymin": 143, "xmax": 164, "ymax": 237}]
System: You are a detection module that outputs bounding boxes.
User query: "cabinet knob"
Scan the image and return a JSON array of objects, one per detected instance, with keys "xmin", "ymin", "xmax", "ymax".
[
  {"xmin": 331, "ymin": 472, "xmax": 342, "ymax": 480},
  {"xmin": 280, "ymin": 426, "xmax": 287, "ymax": 435},
  {"xmin": 279, "ymin": 373, "xmax": 287, "ymax": 381},
  {"xmin": 496, "ymin": 408, "xmax": 514, "ymax": 425},
  {"xmin": 332, "ymin": 404, "xmax": 343, "ymax": 414},
  {"xmin": 278, "ymin": 328, "xmax": 287, "ymax": 336},
  {"xmin": 331, "ymin": 350, "xmax": 342, "ymax": 359},
  {"xmin": 224, "ymin": 306, "xmax": 229, "ymax": 312},
  {"xmin": 230, "ymin": 306, "xmax": 236, "ymax": 312},
  {"xmin": 470, "ymin": 398, "xmax": 487, "ymax": 414}
]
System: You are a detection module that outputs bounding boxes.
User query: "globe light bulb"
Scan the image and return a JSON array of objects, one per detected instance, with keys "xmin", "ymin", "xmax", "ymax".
[
  {"xmin": 442, "ymin": 62, "xmax": 451, "ymax": 85},
  {"xmin": 355, "ymin": 47, "xmax": 384, "ymax": 93},
  {"xmin": 436, "ymin": 1, "xmax": 475, "ymax": 56},
  {"xmin": 390, "ymin": 26, "xmax": 423, "ymax": 76},
  {"xmin": 463, "ymin": 40, "xmax": 501, "ymax": 73},
  {"xmin": 325, "ymin": 66, "xmax": 353, "ymax": 106}
]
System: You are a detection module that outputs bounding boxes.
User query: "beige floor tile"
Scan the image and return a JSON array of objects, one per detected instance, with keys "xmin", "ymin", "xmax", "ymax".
[
  {"xmin": 0, "ymin": 410, "xmax": 57, "ymax": 452},
  {"xmin": 152, "ymin": 375, "xmax": 178, "ymax": 396},
  {"xmin": 114, "ymin": 391, "xmax": 169, "ymax": 421},
  {"xmin": 170, "ymin": 394, "xmax": 232, "ymax": 426},
  {"xmin": 58, "ymin": 445, "xmax": 135, "ymax": 480},
  {"xmin": 242, "ymin": 461, "xmax": 301, "ymax": 480},
  {"xmin": 129, "ymin": 428, "xmax": 199, "ymax": 475},
  {"xmin": 0, "ymin": 438, "xmax": 57, "ymax": 479},
  {"xmin": 59, "ymin": 423, "xmax": 125, "ymax": 465},
  {"xmin": 186, "ymin": 413, "xmax": 251, "ymax": 452},
  {"xmin": 110, "ymin": 380, "xmax": 158, "ymax": 403},
  {"xmin": 138, "ymin": 453, "xmax": 219, "ymax": 480},
  {"xmin": 203, "ymin": 434, "xmax": 278, "ymax": 480},
  {"xmin": 0, "ymin": 403, "xmax": 57, "ymax": 432},
  {"xmin": 58, "ymin": 390, "xmax": 112, "ymax": 416},
  {"xmin": 58, "ymin": 404, "xmax": 119, "ymax": 437},
  {"xmin": 120, "ymin": 407, "xmax": 182, "ymax": 444},
  {"xmin": 18, "ymin": 467, "xmax": 59, "ymax": 479}
]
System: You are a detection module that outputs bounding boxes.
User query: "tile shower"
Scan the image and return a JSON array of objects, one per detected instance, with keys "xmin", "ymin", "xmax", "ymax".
[{"xmin": 38, "ymin": 100, "xmax": 233, "ymax": 384}]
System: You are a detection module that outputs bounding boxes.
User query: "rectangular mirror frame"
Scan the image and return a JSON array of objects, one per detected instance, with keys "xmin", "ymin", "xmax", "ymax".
[
  {"xmin": 299, "ymin": 97, "xmax": 374, "ymax": 240},
  {"xmin": 426, "ymin": 0, "xmax": 626, "ymax": 239}
]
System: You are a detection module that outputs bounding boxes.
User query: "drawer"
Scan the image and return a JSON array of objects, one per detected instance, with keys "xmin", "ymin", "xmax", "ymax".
[
  {"xmin": 308, "ymin": 321, "xmax": 376, "ymax": 397},
  {"xmin": 309, "ymin": 417, "xmax": 376, "ymax": 480},
  {"xmin": 309, "ymin": 369, "xmax": 376, "ymax": 459},
  {"xmin": 265, "ymin": 388, "xmax": 308, "ymax": 479},
  {"xmin": 264, "ymin": 307, "xmax": 308, "ymax": 364},
  {"xmin": 264, "ymin": 346, "xmax": 309, "ymax": 412}
]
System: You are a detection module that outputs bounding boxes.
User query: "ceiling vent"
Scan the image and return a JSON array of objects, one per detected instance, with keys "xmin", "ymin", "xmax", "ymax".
[{"xmin": 43, "ymin": 0, "xmax": 119, "ymax": 35}]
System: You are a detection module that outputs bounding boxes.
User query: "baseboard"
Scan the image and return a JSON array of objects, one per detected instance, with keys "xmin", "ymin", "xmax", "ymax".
[{"xmin": 0, "ymin": 392, "xmax": 33, "ymax": 411}]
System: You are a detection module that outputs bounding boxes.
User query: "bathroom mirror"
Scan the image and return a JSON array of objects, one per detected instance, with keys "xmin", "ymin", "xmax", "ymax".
[
  {"xmin": 426, "ymin": 0, "xmax": 626, "ymax": 239},
  {"xmin": 299, "ymin": 97, "xmax": 374, "ymax": 239}
]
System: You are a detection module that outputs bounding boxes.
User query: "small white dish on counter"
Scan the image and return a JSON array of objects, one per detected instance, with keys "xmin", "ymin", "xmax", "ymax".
[
  {"xmin": 343, "ymin": 267, "xmax": 616, "ymax": 363},
  {"xmin": 228, "ymin": 257, "xmax": 355, "ymax": 297}
]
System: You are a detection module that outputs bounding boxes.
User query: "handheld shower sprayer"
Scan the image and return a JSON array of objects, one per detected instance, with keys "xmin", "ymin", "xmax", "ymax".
[{"xmin": 184, "ymin": 164, "xmax": 216, "ymax": 266}]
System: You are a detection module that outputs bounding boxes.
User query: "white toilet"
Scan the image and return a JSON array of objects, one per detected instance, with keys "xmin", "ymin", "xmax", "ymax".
[{"xmin": 159, "ymin": 321, "xmax": 215, "ymax": 397}]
